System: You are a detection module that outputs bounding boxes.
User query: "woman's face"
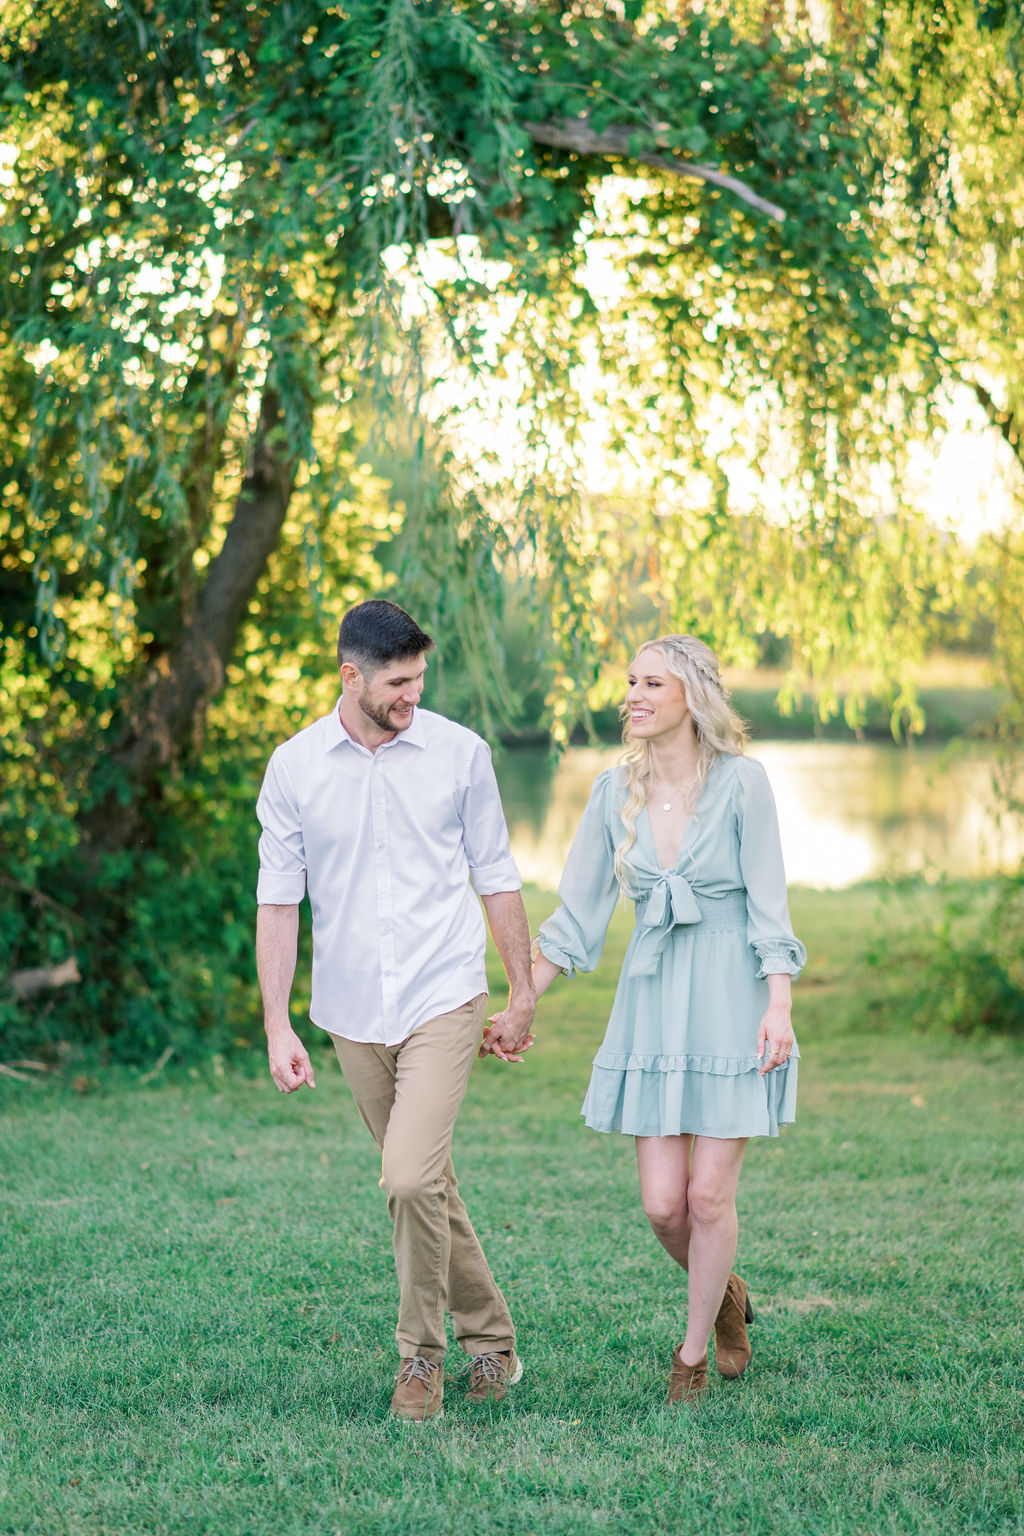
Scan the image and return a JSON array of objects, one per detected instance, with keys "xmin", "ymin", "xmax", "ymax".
[{"xmin": 625, "ymin": 647, "xmax": 691, "ymax": 741}]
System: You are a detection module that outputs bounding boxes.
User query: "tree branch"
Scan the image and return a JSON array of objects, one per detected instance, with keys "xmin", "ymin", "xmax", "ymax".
[
  {"xmin": 967, "ymin": 378, "xmax": 1024, "ymax": 475},
  {"xmin": 522, "ymin": 117, "xmax": 786, "ymax": 222}
]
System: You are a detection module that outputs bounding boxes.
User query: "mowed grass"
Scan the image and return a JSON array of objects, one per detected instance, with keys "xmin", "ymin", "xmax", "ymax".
[{"xmin": 1, "ymin": 884, "xmax": 1022, "ymax": 1536}]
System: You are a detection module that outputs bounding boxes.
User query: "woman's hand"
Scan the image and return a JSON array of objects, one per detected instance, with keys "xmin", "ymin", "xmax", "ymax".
[{"xmin": 757, "ymin": 974, "xmax": 794, "ymax": 1075}]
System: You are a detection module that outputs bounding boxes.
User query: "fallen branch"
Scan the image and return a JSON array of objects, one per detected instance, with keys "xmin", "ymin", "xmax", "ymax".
[
  {"xmin": 8, "ymin": 956, "xmax": 81, "ymax": 1000},
  {"xmin": 138, "ymin": 1045, "xmax": 176, "ymax": 1086},
  {"xmin": 523, "ymin": 117, "xmax": 786, "ymax": 222},
  {"xmin": 0, "ymin": 1062, "xmax": 46, "ymax": 1082}
]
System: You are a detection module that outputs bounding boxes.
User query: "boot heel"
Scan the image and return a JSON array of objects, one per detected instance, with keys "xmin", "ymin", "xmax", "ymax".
[{"xmin": 714, "ymin": 1273, "xmax": 753, "ymax": 1379}]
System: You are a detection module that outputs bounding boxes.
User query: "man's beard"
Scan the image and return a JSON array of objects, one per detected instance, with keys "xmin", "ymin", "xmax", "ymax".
[{"xmin": 359, "ymin": 695, "xmax": 412, "ymax": 734}]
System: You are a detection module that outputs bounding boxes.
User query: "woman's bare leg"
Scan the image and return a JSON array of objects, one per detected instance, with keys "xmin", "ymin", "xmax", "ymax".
[
  {"xmin": 636, "ymin": 1133, "xmax": 693, "ymax": 1269},
  {"xmin": 636, "ymin": 1133, "xmax": 749, "ymax": 1365},
  {"xmin": 679, "ymin": 1135, "xmax": 747, "ymax": 1366}
]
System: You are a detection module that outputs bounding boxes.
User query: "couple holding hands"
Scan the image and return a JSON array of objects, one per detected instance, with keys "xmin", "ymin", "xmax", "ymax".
[{"xmin": 256, "ymin": 600, "xmax": 803, "ymax": 1421}]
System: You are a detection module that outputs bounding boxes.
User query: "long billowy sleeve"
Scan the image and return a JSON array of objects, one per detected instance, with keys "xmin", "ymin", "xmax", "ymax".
[
  {"xmin": 735, "ymin": 759, "xmax": 806, "ymax": 979},
  {"xmin": 535, "ymin": 770, "xmax": 621, "ymax": 977}
]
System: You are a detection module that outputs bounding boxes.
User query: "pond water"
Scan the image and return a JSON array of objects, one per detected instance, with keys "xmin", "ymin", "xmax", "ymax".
[{"xmin": 495, "ymin": 740, "xmax": 1024, "ymax": 891}]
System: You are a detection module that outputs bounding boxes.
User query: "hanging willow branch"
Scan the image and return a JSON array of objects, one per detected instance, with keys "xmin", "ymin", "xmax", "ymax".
[{"xmin": 523, "ymin": 117, "xmax": 787, "ymax": 221}]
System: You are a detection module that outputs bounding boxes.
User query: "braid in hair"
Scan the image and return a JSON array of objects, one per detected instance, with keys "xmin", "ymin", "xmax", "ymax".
[{"xmin": 612, "ymin": 635, "xmax": 749, "ymax": 890}]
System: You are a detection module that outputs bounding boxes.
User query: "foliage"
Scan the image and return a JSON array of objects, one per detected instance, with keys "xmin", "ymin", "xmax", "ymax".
[
  {"xmin": 1, "ymin": 0, "xmax": 1023, "ymax": 1052},
  {"xmin": 865, "ymin": 878, "xmax": 1024, "ymax": 1038},
  {"xmin": 0, "ymin": 0, "xmax": 945, "ymax": 718}
]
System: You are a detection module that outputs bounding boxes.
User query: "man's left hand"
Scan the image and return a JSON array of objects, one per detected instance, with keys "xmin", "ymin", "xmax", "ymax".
[{"xmin": 479, "ymin": 995, "xmax": 536, "ymax": 1063}]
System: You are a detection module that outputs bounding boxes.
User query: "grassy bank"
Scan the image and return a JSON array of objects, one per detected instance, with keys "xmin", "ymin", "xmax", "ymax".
[{"xmin": 1, "ymin": 884, "xmax": 1022, "ymax": 1536}]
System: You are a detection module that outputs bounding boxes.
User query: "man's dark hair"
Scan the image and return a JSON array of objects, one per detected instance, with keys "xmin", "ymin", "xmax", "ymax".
[{"xmin": 337, "ymin": 599, "xmax": 434, "ymax": 675}]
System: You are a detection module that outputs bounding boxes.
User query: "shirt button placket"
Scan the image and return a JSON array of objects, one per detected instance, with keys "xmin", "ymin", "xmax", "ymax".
[{"xmin": 371, "ymin": 763, "xmax": 398, "ymax": 1035}]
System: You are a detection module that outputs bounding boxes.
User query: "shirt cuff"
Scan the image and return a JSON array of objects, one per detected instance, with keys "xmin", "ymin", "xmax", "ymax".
[
  {"xmin": 753, "ymin": 940, "xmax": 806, "ymax": 980},
  {"xmin": 470, "ymin": 857, "xmax": 522, "ymax": 896},
  {"xmin": 257, "ymin": 870, "xmax": 307, "ymax": 904}
]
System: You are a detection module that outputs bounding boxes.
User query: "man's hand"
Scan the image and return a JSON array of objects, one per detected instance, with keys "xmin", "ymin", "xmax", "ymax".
[
  {"xmin": 478, "ymin": 890, "xmax": 536, "ymax": 1064},
  {"xmin": 479, "ymin": 994, "xmax": 536, "ymax": 1064},
  {"xmin": 257, "ymin": 905, "xmax": 307, "ymax": 1091},
  {"xmin": 266, "ymin": 1025, "xmax": 316, "ymax": 1093}
]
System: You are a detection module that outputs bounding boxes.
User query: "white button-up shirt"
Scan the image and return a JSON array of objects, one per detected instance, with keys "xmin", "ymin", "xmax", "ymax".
[{"xmin": 256, "ymin": 703, "xmax": 521, "ymax": 1044}]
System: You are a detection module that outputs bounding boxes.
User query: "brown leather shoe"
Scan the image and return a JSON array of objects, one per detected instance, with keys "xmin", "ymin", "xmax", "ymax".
[
  {"xmin": 714, "ymin": 1271, "xmax": 754, "ymax": 1379},
  {"xmin": 667, "ymin": 1346, "xmax": 709, "ymax": 1405},
  {"xmin": 391, "ymin": 1356, "xmax": 444, "ymax": 1421},
  {"xmin": 466, "ymin": 1349, "xmax": 524, "ymax": 1403}
]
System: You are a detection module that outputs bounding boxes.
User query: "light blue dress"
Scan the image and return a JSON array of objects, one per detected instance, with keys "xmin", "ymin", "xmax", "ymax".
[{"xmin": 537, "ymin": 753, "xmax": 806, "ymax": 1139}]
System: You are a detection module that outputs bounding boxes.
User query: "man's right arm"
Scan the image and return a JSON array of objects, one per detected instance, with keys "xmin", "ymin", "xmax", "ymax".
[{"xmin": 256, "ymin": 903, "xmax": 315, "ymax": 1092}]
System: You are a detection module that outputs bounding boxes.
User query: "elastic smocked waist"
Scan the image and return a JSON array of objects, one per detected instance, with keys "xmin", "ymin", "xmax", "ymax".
[
  {"xmin": 627, "ymin": 881, "xmax": 748, "ymax": 976},
  {"xmin": 688, "ymin": 889, "xmax": 748, "ymax": 932}
]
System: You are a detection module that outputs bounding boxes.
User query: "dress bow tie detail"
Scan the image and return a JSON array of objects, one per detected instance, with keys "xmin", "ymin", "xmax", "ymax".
[{"xmin": 628, "ymin": 873, "xmax": 702, "ymax": 976}]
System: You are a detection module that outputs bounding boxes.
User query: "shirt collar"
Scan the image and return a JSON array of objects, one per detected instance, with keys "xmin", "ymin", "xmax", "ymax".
[{"xmin": 323, "ymin": 699, "xmax": 427, "ymax": 753}]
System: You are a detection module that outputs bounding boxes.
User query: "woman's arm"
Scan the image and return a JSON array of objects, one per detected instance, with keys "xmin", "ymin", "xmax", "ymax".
[
  {"xmin": 735, "ymin": 760, "xmax": 806, "ymax": 979},
  {"xmin": 532, "ymin": 951, "xmax": 564, "ymax": 1001},
  {"xmin": 479, "ymin": 774, "xmax": 618, "ymax": 1059},
  {"xmin": 532, "ymin": 771, "xmax": 620, "ymax": 978}
]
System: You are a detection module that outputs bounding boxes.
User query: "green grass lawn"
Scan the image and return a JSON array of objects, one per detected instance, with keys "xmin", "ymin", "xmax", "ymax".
[{"xmin": 2, "ymin": 885, "xmax": 1022, "ymax": 1536}]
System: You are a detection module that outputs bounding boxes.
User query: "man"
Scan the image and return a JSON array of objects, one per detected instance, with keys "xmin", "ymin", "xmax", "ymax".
[{"xmin": 255, "ymin": 599, "xmax": 535, "ymax": 1422}]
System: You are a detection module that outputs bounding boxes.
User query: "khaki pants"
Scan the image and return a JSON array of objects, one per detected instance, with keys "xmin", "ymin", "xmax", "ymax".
[{"xmin": 331, "ymin": 994, "xmax": 516, "ymax": 1364}]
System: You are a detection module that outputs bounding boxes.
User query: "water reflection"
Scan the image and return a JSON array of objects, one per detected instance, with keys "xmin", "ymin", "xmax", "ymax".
[{"xmin": 495, "ymin": 741, "xmax": 1024, "ymax": 891}]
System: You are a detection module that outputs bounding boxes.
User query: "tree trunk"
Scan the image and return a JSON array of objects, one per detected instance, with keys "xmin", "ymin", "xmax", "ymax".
[{"xmin": 80, "ymin": 385, "xmax": 295, "ymax": 854}]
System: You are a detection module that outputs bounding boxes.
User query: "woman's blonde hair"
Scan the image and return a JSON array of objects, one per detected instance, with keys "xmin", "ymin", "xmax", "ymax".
[{"xmin": 613, "ymin": 635, "xmax": 749, "ymax": 890}]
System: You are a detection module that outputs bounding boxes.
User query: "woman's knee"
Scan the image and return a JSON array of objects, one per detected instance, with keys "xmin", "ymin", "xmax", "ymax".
[
  {"xmin": 686, "ymin": 1178, "xmax": 734, "ymax": 1228},
  {"xmin": 642, "ymin": 1192, "xmax": 688, "ymax": 1238}
]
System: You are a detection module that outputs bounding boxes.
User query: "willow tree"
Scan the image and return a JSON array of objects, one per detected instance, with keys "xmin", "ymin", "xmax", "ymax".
[
  {"xmin": 862, "ymin": 0, "xmax": 1024, "ymax": 778},
  {"xmin": 0, "ymin": 0, "xmax": 969, "ymax": 1046}
]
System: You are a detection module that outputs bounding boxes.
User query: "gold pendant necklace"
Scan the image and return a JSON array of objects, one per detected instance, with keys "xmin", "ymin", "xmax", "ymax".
[{"xmin": 652, "ymin": 773, "xmax": 697, "ymax": 813}]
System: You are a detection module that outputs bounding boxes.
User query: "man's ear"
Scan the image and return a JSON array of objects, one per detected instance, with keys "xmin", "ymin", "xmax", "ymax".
[{"xmin": 339, "ymin": 660, "xmax": 362, "ymax": 691}]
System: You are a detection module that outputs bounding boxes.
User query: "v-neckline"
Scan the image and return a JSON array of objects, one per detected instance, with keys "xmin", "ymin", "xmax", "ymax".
[
  {"xmin": 644, "ymin": 807, "xmax": 695, "ymax": 874},
  {"xmin": 642, "ymin": 759, "xmax": 716, "ymax": 872}
]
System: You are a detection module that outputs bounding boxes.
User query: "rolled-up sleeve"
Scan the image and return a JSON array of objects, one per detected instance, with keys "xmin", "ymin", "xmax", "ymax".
[
  {"xmin": 736, "ymin": 760, "xmax": 806, "ymax": 979},
  {"xmin": 536, "ymin": 771, "xmax": 620, "ymax": 977},
  {"xmin": 459, "ymin": 740, "xmax": 522, "ymax": 895},
  {"xmin": 256, "ymin": 750, "xmax": 308, "ymax": 904}
]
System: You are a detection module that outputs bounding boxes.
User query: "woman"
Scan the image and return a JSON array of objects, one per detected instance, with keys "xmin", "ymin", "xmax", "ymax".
[{"xmin": 524, "ymin": 636, "xmax": 804, "ymax": 1404}]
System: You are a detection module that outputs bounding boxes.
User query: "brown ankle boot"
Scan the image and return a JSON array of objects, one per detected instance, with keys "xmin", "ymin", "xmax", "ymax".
[
  {"xmin": 714, "ymin": 1272, "xmax": 754, "ymax": 1379},
  {"xmin": 667, "ymin": 1346, "xmax": 709, "ymax": 1405}
]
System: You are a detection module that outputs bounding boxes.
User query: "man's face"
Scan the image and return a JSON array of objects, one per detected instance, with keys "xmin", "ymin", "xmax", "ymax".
[{"xmin": 353, "ymin": 654, "xmax": 428, "ymax": 734}]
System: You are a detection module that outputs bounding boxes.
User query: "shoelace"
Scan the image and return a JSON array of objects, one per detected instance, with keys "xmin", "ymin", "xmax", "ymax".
[
  {"xmin": 470, "ymin": 1352, "xmax": 506, "ymax": 1384},
  {"xmin": 397, "ymin": 1356, "xmax": 438, "ymax": 1384}
]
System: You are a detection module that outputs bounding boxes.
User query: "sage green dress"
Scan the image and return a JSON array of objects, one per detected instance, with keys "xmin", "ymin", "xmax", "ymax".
[{"xmin": 537, "ymin": 753, "xmax": 805, "ymax": 1139}]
